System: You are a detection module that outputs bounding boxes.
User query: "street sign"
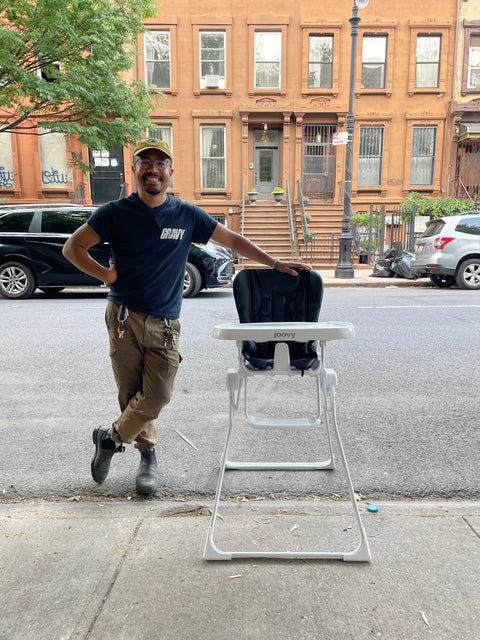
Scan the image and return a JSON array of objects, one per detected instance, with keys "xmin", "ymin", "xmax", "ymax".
[{"xmin": 332, "ymin": 132, "xmax": 348, "ymax": 146}]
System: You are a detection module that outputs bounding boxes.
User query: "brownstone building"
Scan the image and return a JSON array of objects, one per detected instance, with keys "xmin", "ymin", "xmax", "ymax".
[
  {"xmin": 0, "ymin": 0, "xmax": 463, "ymax": 263},
  {"xmin": 448, "ymin": 0, "xmax": 480, "ymax": 203}
]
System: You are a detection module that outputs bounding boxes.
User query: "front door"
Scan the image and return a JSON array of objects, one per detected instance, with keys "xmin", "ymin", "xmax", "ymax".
[
  {"xmin": 302, "ymin": 124, "xmax": 337, "ymax": 202},
  {"xmin": 89, "ymin": 145, "xmax": 125, "ymax": 204},
  {"xmin": 254, "ymin": 128, "xmax": 280, "ymax": 199}
]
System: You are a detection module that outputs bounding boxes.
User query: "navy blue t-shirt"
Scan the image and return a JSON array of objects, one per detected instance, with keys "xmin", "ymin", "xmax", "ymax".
[{"xmin": 87, "ymin": 192, "xmax": 218, "ymax": 318}]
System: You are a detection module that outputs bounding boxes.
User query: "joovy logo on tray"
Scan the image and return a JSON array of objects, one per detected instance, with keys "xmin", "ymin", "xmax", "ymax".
[{"xmin": 274, "ymin": 331, "xmax": 296, "ymax": 339}]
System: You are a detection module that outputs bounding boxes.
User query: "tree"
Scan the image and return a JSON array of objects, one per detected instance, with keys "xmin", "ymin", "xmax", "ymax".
[{"xmin": 0, "ymin": 0, "xmax": 160, "ymax": 166}]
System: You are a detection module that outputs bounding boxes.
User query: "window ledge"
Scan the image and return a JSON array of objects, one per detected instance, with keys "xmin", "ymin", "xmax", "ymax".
[
  {"xmin": 248, "ymin": 90, "xmax": 286, "ymax": 97},
  {"xmin": 302, "ymin": 90, "xmax": 339, "ymax": 98},
  {"xmin": 150, "ymin": 88, "xmax": 177, "ymax": 96},
  {"xmin": 196, "ymin": 190, "xmax": 231, "ymax": 199},
  {"xmin": 194, "ymin": 89, "xmax": 232, "ymax": 96},
  {"xmin": 355, "ymin": 89, "xmax": 392, "ymax": 97},
  {"xmin": 408, "ymin": 88, "xmax": 442, "ymax": 96}
]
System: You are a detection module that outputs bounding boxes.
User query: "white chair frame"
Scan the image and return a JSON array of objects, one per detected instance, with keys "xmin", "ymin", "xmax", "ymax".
[{"xmin": 204, "ymin": 321, "xmax": 372, "ymax": 562}]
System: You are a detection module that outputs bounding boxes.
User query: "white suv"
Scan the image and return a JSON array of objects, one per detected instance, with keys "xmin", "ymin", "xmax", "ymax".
[{"xmin": 411, "ymin": 212, "xmax": 480, "ymax": 289}]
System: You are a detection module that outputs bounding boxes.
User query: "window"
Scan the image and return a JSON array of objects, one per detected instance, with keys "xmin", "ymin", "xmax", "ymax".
[
  {"xmin": 36, "ymin": 61, "xmax": 61, "ymax": 82},
  {"xmin": 0, "ymin": 211, "xmax": 34, "ymax": 231},
  {"xmin": 415, "ymin": 35, "xmax": 441, "ymax": 88},
  {"xmin": 254, "ymin": 32, "xmax": 281, "ymax": 89},
  {"xmin": 200, "ymin": 125, "xmax": 225, "ymax": 189},
  {"xmin": 467, "ymin": 34, "xmax": 480, "ymax": 89},
  {"xmin": 147, "ymin": 124, "xmax": 173, "ymax": 186},
  {"xmin": 145, "ymin": 31, "xmax": 170, "ymax": 89},
  {"xmin": 308, "ymin": 35, "xmax": 333, "ymax": 89},
  {"xmin": 200, "ymin": 32, "xmax": 225, "ymax": 89},
  {"xmin": 361, "ymin": 36, "xmax": 387, "ymax": 89},
  {"xmin": 410, "ymin": 126, "xmax": 437, "ymax": 186},
  {"xmin": 456, "ymin": 217, "xmax": 480, "ymax": 236},
  {"xmin": 358, "ymin": 127, "xmax": 384, "ymax": 186},
  {"xmin": 462, "ymin": 21, "xmax": 480, "ymax": 94},
  {"xmin": 0, "ymin": 132, "xmax": 14, "ymax": 189},
  {"xmin": 41, "ymin": 210, "xmax": 91, "ymax": 234},
  {"xmin": 38, "ymin": 130, "xmax": 70, "ymax": 189}
]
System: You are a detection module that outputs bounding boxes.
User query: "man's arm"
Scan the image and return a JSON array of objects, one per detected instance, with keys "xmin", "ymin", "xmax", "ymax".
[
  {"xmin": 62, "ymin": 224, "xmax": 117, "ymax": 285},
  {"xmin": 211, "ymin": 224, "xmax": 310, "ymax": 276}
]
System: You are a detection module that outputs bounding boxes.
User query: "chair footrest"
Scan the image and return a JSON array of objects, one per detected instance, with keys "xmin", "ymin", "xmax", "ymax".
[
  {"xmin": 225, "ymin": 459, "xmax": 334, "ymax": 470},
  {"xmin": 246, "ymin": 416, "xmax": 320, "ymax": 429}
]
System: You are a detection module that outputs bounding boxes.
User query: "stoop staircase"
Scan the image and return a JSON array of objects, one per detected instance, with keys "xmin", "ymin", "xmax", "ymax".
[
  {"xmin": 240, "ymin": 202, "xmax": 295, "ymax": 268},
  {"xmin": 240, "ymin": 201, "xmax": 347, "ymax": 270}
]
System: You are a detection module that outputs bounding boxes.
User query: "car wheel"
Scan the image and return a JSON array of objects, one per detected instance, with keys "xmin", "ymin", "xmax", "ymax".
[
  {"xmin": 455, "ymin": 259, "xmax": 480, "ymax": 290},
  {"xmin": 429, "ymin": 274, "xmax": 455, "ymax": 288},
  {"xmin": 183, "ymin": 262, "xmax": 202, "ymax": 298},
  {"xmin": 0, "ymin": 261, "xmax": 36, "ymax": 299}
]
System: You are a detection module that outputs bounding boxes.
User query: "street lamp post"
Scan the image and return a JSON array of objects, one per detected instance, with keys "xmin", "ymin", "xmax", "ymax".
[{"xmin": 335, "ymin": 0, "xmax": 369, "ymax": 279}]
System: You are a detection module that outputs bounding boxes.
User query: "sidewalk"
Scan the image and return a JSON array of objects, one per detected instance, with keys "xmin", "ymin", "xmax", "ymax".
[
  {"xmin": 318, "ymin": 268, "xmax": 432, "ymax": 288},
  {"xmin": 1, "ymin": 499, "xmax": 478, "ymax": 639}
]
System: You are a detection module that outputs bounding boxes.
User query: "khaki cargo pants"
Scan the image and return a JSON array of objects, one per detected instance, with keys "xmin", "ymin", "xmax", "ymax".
[{"xmin": 105, "ymin": 301, "xmax": 181, "ymax": 452}]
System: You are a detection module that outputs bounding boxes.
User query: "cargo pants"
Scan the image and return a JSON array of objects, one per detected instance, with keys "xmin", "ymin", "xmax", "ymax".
[{"xmin": 105, "ymin": 301, "xmax": 181, "ymax": 452}]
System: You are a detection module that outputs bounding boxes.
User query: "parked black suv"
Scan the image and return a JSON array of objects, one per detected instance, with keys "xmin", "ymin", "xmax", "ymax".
[{"xmin": 0, "ymin": 204, "xmax": 234, "ymax": 299}]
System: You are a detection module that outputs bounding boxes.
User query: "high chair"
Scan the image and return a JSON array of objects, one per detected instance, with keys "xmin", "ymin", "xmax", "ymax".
[{"xmin": 204, "ymin": 269, "xmax": 371, "ymax": 562}]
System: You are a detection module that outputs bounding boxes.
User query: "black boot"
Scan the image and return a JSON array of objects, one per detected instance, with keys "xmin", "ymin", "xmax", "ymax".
[
  {"xmin": 91, "ymin": 426, "xmax": 124, "ymax": 483},
  {"xmin": 136, "ymin": 448, "xmax": 159, "ymax": 494}
]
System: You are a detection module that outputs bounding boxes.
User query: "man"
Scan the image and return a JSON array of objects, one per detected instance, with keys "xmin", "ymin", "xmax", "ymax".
[{"xmin": 63, "ymin": 139, "xmax": 309, "ymax": 495}]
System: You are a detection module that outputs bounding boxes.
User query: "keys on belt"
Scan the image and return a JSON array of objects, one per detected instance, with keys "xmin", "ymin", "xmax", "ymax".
[
  {"xmin": 164, "ymin": 318, "xmax": 176, "ymax": 348},
  {"xmin": 117, "ymin": 305, "xmax": 129, "ymax": 339}
]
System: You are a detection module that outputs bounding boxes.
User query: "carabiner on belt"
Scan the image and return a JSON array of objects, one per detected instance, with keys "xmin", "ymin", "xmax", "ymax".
[{"xmin": 117, "ymin": 305, "xmax": 129, "ymax": 339}]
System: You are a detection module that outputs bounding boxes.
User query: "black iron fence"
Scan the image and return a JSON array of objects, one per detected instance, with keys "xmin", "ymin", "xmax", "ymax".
[{"xmin": 353, "ymin": 203, "xmax": 422, "ymax": 266}]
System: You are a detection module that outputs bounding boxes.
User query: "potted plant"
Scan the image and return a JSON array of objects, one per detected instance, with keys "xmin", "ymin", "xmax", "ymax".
[
  {"xmin": 247, "ymin": 188, "xmax": 258, "ymax": 204},
  {"xmin": 271, "ymin": 187, "xmax": 285, "ymax": 204},
  {"xmin": 302, "ymin": 196, "xmax": 310, "ymax": 207},
  {"xmin": 352, "ymin": 211, "xmax": 380, "ymax": 263}
]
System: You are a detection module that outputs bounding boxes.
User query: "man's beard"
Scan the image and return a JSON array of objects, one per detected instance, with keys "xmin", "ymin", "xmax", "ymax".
[{"xmin": 142, "ymin": 174, "xmax": 163, "ymax": 193}]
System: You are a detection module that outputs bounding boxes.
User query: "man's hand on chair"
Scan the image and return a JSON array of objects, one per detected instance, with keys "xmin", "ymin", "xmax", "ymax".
[{"xmin": 273, "ymin": 260, "xmax": 311, "ymax": 276}]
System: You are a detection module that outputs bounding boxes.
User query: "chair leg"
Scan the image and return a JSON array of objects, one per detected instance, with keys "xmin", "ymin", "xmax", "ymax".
[
  {"xmin": 203, "ymin": 372, "xmax": 238, "ymax": 560},
  {"xmin": 204, "ymin": 368, "xmax": 372, "ymax": 562},
  {"xmin": 322, "ymin": 370, "xmax": 372, "ymax": 562}
]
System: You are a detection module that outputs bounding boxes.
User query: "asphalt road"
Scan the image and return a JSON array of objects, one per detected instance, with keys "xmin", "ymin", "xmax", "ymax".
[{"xmin": 1, "ymin": 285, "xmax": 479, "ymax": 503}]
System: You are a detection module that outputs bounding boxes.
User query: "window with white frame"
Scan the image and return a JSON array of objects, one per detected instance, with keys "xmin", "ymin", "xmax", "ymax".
[
  {"xmin": 254, "ymin": 31, "xmax": 281, "ymax": 89},
  {"xmin": 308, "ymin": 35, "xmax": 333, "ymax": 89},
  {"xmin": 361, "ymin": 36, "xmax": 387, "ymax": 89},
  {"xmin": 410, "ymin": 126, "xmax": 437, "ymax": 186},
  {"xmin": 38, "ymin": 129, "xmax": 71, "ymax": 188},
  {"xmin": 145, "ymin": 31, "xmax": 171, "ymax": 89},
  {"xmin": 35, "ymin": 61, "xmax": 61, "ymax": 82},
  {"xmin": 358, "ymin": 126, "xmax": 384, "ymax": 186},
  {"xmin": 147, "ymin": 124, "xmax": 173, "ymax": 186},
  {"xmin": 415, "ymin": 35, "xmax": 441, "ymax": 88},
  {"xmin": 200, "ymin": 125, "xmax": 225, "ymax": 189},
  {"xmin": 200, "ymin": 31, "xmax": 225, "ymax": 89},
  {"xmin": 0, "ymin": 132, "xmax": 14, "ymax": 189},
  {"xmin": 467, "ymin": 35, "xmax": 480, "ymax": 89}
]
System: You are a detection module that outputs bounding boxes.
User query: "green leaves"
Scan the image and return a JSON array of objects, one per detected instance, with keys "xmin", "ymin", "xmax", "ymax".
[
  {"xmin": 0, "ymin": 0, "xmax": 160, "ymax": 162},
  {"xmin": 400, "ymin": 191, "xmax": 474, "ymax": 219}
]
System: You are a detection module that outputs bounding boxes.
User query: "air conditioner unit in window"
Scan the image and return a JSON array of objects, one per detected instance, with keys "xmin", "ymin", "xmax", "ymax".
[{"xmin": 205, "ymin": 74, "xmax": 220, "ymax": 88}]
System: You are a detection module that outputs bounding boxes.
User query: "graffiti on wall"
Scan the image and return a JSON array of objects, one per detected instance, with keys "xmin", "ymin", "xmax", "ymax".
[
  {"xmin": 0, "ymin": 166, "xmax": 14, "ymax": 188},
  {"xmin": 41, "ymin": 167, "xmax": 69, "ymax": 185}
]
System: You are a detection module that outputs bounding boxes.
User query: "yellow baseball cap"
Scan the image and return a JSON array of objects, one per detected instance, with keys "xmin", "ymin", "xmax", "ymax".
[{"xmin": 133, "ymin": 139, "xmax": 173, "ymax": 162}]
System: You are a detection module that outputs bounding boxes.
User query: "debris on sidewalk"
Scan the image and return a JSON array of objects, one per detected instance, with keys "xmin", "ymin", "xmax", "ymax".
[
  {"xmin": 174, "ymin": 428, "xmax": 198, "ymax": 450},
  {"xmin": 420, "ymin": 611, "xmax": 430, "ymax": 627}
]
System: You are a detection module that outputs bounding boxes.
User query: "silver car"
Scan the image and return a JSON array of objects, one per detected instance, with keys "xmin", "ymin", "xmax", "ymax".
[{"xmin": 411, "ymin": 212, "xmax": 480, "ymax": 289}]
